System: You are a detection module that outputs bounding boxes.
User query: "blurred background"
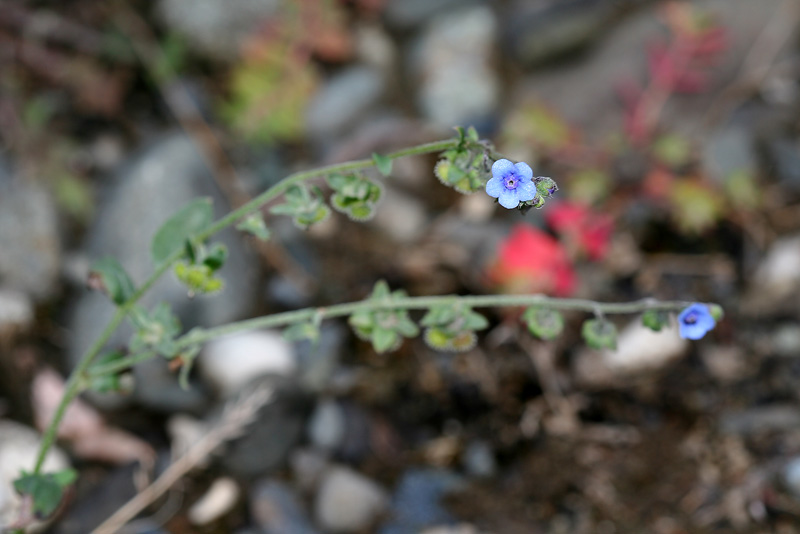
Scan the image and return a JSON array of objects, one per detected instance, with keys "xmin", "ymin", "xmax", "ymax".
[{"xmin": 2, "ymin": 0, "xmax": 800, "ymax": 532}]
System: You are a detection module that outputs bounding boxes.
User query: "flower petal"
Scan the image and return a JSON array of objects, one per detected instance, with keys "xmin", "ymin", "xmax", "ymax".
[
  {"xmin": 485, "ymin": 177, "xmax": 504, "ymax": 198},
  {"xmin": 491, "ymin": 159, "xmax": 515, "ymax": 179},
  {"xmin": 516, "ymin": 180, "xmax": 537, "ymax": 202},
  {"xmin": 514, "ymin": 162, "xmax": 533, "ymax": 180},
  {"xmin": 498, "ymin": 190, "xmax": 520, "ymax": 209}
]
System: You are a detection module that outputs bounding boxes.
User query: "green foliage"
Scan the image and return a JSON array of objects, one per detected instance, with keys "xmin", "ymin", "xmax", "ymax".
[
  {"xmin": 523, "ymin": 306, "xmax": 564, "ymax": 340},
  {"xmin": 581, "ymin": 318, "xmax": 618, "ymax": 350},
  {"xmin": 221, "ymin": 45, "xmax": 317, "ymax": 142},
  {"xmin": 434, "ymin": 126, "xmax": 488, "ymax": 195},
  {"xmin": 283, "ymin": 322, "xmax": 320, "ymax": 344},
  {"xmin": 652, "ymin": 133, "xmax": 692, "ymax": 168},
  {"xmin": 174, "ymin": 241, "xmax": 227, "ymax": 296},
  {"xmin": 236, "ymin": 213, "xmax": 272, "ymax": 241},
  {"xmin": 129, "ymin": 303, "xmax": 182, "ymax": 358},
  {"xmin": 87, "ymin": 351, "xmax": 129, "ymax": 393},
  {"xmin": 371, "ymin": 152, "xmax": 393, "ymax": 177},
  {"xmin": 669, "ymin": 180, "xmax": 724, "ymax": 234},
  {"xmin": 14, "ymin": 469, "xmax": 77, "ymax": 517},
  {"xmin": 421, "ymin": 302, "xmax": 488, "ymax": 352},
  {"xmin": 327, "ymin": 173, "xmax": 382, "ymax": 221},
  {"xmin": 348, "ymin": 280, "xmax": 419, "ymax": 353},
  {"xmin": 151, "ymin": 198, "xmax": 213, "ymax": 266},
  {"xmin": 89, "ymin": 257, "xmax": 136, "ymax": 306},
  {"xmin": 270, "ymin": 184, "xmax": 330, "ymax": 229},
  {"xmin": 641, "ymin": 309, "xmax": 669, "ymax": 332}
]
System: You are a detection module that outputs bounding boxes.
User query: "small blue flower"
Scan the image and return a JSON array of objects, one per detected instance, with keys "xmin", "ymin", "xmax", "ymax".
[
  {"xmin": 486, "ymin": 159, "xmax": 538, "ymax": 209},
  {"xmin": 678, "ymin": 303, "xmax": 716, "ymax": 340}
]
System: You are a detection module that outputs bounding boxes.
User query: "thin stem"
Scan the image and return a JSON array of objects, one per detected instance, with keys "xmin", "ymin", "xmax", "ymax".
[
  {"xmin": 30, "ymin": 137, "xmax": 466, "ymax": 475},
  {"xmin": 32, "ymin": 308, "xmax": 127, "ymax": 473},
  {"xmin": 88, "ymin": 295, "xmax": 696, "ymax": 378}
]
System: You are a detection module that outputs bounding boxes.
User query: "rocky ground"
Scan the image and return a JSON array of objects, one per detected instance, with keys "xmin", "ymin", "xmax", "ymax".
[{"xmin": 2, "ymin": 0, "xmax": 800, "ymax": 533}]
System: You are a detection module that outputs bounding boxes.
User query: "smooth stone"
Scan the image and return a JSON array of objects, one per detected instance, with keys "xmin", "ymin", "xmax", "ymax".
[
  {"xmin": 290, "ymin": 448, "xmax": 330, "ymax": 492},
  {"xmin": 188, "ymin": 477, "xmax": 240, "ymax": 525},
  {"xmin": 720, "ymin": 405, "xmax": 800, "ymax": 435},
  {"xmin": 370, "ymin": 185, "xmax": 429, "ymax": 243},
  {"xmin": 0, "ymin": 166, "xmax": 61, "ymax": 302},
  {"xmin": 315, "ymin": 466, "xmax": 390, "ymax": 533},
  {"xmin": 308, "ymin": 399, "xmax": 346, "ymax": 452},
  {"xmin": 574, "ymin": 318, "xmax": 688, "ymax": 388},
  {"xmin": 199, "ymin": 330, "xmax": 296, "ymax": 398},
  {"xmin": 296, "ymin": 323, "xmax": 346, "ymax": 394},
  {"xmin": 383, "ymin": 0, "xmax": 476, "ymax": 30},
  {"xmin": 703, "ymin": 126, "xmax": 757, "ymax": 182},
  {"xmin": 380, "ymin": 469, "xmax": 465, "ymax": 534},
  {"xmin": 0, "ymin": 420, "xmax": 70, "ymax": 530},
  {"xmin": 0, "ymin": 288, "xmax": 34, "ymax": 334},
  {"xmin": 461, "ymin": 441, "xmax": 496, "ymax": 478},
  {"xmin": 773, "ymin": 324, "xmax": 800, "ymax": 358},
  {"xmin": 306, "ymin": 66, "xmax": 386, "ymax": 139},
  {"xmin": 220, "ymin": 377, "xmax": 312, "ymax": 478},
  {"xmin": 744, "ymin": 234, "xmax": 800, "ymax": 315},
  {"xmin": 156, "ymin": 0, "xmax": 280, "ymax": 61},
  {"xmin": 411, "ymin": 6, "xmax": 499, "ymax": 127},
  {"xmin": 250, "ymin": 479, "xmax": 320, "ymax": 534},
  {"xmin": 768, "ymin": 138, "xmax": 800, "ymax": 192},
  {"xmin": 503, "ymin": 0, "xmax": 628, "ymax": 66},
  {"xmin": 783, "ymin": 457, "xmax": 800, "ymax": 498}
]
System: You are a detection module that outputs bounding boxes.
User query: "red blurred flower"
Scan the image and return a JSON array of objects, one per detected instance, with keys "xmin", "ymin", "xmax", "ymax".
[
  {"xmin": 545, "ymin": 202, "xmax": 613, "ymax": 261},
  {"xmin": 486, "ymin": 224, "xmax": 575, "ymax": 297}
]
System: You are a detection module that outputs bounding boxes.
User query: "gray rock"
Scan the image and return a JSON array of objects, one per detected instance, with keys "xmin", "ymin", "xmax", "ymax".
[
  {"xmin": 410, "ymin": 6, "xmax": 499, "ymax": 127},
  {"xmin": 383, "ymin": 0, "xmax": 478, "ymax": 30},
  {"xmin": 768, "ymin": 138, "xmax": 800, "ymax": 192},
  {"xmin": 220, "ymin": 376, "xmax": 312, "ymax": 478},
  {"xmin": 69, "ymin": 133, "xmax": 259, "ymax": 411},
  {"xmin": 296, "ymin": 323, "xmax": 346, "ymax": 393},
  {"xmin": 461, "ymin": 441, "xmax": 496, "ymax": 478},
  {"xmin": 0, "ymin": 288, "xmax": 34, "ymax": 334},
  {"xmin": 315, "ymin": 466, "xmax": 390, "ymax": 533},
  {"xmin": 720, "ymin": 405, "xmax": 800, "ymax": 435},
  {"xmin": 308, "ymin": 398, "xmax": 346, "ymax": 452},
  {"xmin": 380, "ymin": 469, "xmax": 465, "ymax": 534},
  {"xmin": 370, "ymin": 185, "xmax": 429, "ymax": 243},
  {"xmin": 703, "ymin": 126, "xmax": 757, "ymax": 182},
  {"xmin": 0, "ymin": 164, "xmax": 61, "ymax": 302},
  {"xmin": 502, "ymin": 0, "xmax": 634, "ymax": 67},
  {"xmin": 250, "ymin": 479, "xmax": 320, "ymax": 534},
  {"xmin": 291, "ymin": 448, "xmax": 330, "ymax": 492},
  {"xmin": 515, "ymin": 0, "xmax": 794, "ymax": 141},
  {"xmin": 157, "ymin": 0, "xmax": 280, "ymax": 61},
  {"xmin": 773, "ymin": 324, "xmax": 800, "ymax": 358},
  {"xmin": 306, "ymin": 66, "xmax": 386, "ymax": 139},
  {"xmin": 783, "ymin": 457, "xmax": 800, "ymax": 498}
]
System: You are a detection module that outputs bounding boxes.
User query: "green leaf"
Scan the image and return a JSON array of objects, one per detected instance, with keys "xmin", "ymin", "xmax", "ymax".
[
  {"xmin": 14, "ymin": 469, "xmax": 77, "ymax": 517},
  {"xmin": 523, "ymin": 307, "xmax": 564, "ymax": 340},
  {"xmin": 466, "ymin": 126, "xmax": 480, "ymax": 142},
  {"xmin": 370, "ymin": 280, "xmax": 392, "ymax": 300},
  {"xmin": 463, "ymin": 310, "xmax": 489, "ymax": 331},
  {"xmin": 202, "ymin": 243, "xmax": 228, "ymax": 271},
  {"xmin": 89, "ymin": 257, "xmax": 136, "ymax": 306},
  {"xmin": 128, "ymin": 302, "xmax": 182, "ymax": 356},
  {"xmin": 236, "ymin": 214, "xmax": 271, "ymax": 241},
  {"xmin": 371, "ymin": 326, "xmax": 398, "ymax": 353},
  {"xmin": 88, "ymin": 351, "xmax": 127, "ymax": 393},
  {"xmin": 283, "ymin": 322, "xmax": 320, "ymax": 343},
  {"xmin": 372, "ymin": 152, "xmax": 393, "ymax": 177},
  {"xmin": 151, "ymin": 198, "xmax": 213, "ymax": 266},
  {"xmin": 581, "ymin": 318, "xmax": 618, "ymax": 350},
  {"xmin": 641, "ymin": 309, "xmax": 669, "ymax": 332},
  {"xmin": 652, "ymin": 133, "xmax": 691, "ymax": 168}
]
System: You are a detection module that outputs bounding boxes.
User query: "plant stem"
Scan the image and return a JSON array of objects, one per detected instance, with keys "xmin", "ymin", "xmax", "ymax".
[
  {"xmin": 31, "ymin": 137, "xmax": 466, "ymax": 475},
  {"xmin": 88, "ymin": 295, "xmax": 696, "ymax": 378}
]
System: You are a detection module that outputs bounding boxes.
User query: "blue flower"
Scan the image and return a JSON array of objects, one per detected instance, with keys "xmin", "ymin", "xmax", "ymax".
[
  {"xmin": 486, "ymin": 159, "xmax": 538, "ymax": 209},
  {"xmin": 678, "ymin": 303, "xmax": 716, "ymax": 340}
]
